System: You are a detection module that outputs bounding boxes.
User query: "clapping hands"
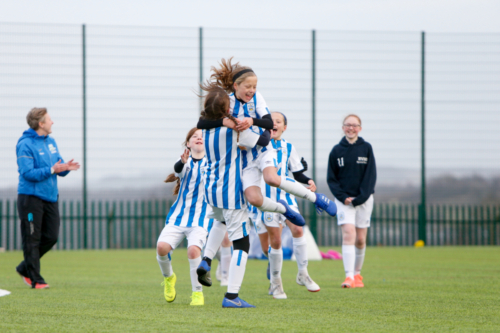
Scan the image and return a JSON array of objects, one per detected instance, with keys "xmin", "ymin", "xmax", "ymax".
[{"xmin": 52, "ymin": 159, "xmax": 80, "ymax": 173}]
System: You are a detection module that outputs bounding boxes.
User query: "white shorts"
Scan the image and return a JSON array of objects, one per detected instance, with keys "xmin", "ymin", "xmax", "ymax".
[
  {"xmin": 253, "ymin": 214, "xmax": 268, "ymax": 235},
  {"xmin": 209, "ymin": 206, "xmax": 250, "ymax": 241},
  {"xmin": 242, "ymin": 149, "xmax": 278, "ymax": 191},
  {"xmin": 258, "ymin": 205, "xmax": 298, "ymax": 229},
  {"xmin": 157, "ymin": 225, "xmax": 208, "ymax": 250},
  {"xmin": 335, "ymin": 195, "xmax": 374, "ymax": 228}
]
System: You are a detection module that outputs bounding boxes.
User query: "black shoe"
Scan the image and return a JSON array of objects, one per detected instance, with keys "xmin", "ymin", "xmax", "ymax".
[{"xmin": 196, "ymin": 260, "xmax": 212, "ymax": 287}]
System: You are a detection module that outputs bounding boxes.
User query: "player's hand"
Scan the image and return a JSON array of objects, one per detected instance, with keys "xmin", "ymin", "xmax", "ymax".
[
  {"xmin": 235, "ymin": 117, "xmax": 253, "ymax": 131},
  {"xmin": 180, "ymin": 149, "xmax": 190, "ymax": 163},
  {"xmin": 238, "ymin": 145, "xmax": 247, "ymax": 151},
  {"xmin": 307, "ymin": 180, "xmax": 317, "ymax": 192},
  {"xmin": 223, "ymin": 118, "xmax": 238, "ymax": 130},
  {"xmin": 344, "ymin": 197, "xmax": 354, "ymax": 205},
  {"xmin": 300, "ymin": 157, "xmax": 308, "ymax": 171},
  {"xmin": 64, "ymin": 159, "xmax": 80, "ymax": 171}
]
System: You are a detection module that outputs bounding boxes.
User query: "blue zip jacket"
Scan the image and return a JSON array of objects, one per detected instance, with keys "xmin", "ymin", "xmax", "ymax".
[
  {"xmin": 17, "ymin": 128, "xmax": 69, "ymax": 202},
  {"xmin": 327, "ymin": 136, "xmax": 376, "ymax": 207}
]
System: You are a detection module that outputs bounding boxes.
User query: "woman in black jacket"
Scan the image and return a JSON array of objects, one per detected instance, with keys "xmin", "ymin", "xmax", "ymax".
[{"xmin": 327, "ymin": 114, "xmax": 376, "ymax": 289}]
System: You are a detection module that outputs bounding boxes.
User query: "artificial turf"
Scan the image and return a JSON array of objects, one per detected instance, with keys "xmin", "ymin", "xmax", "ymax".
[{"xmin": 0, "ymin": 247, "xmax": 499, "ymax": 332}]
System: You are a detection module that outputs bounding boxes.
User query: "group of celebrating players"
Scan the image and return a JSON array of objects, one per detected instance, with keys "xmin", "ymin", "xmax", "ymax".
[{"xmin": 155, "ymin": 58, "xmax": 376, "ymax": 308}]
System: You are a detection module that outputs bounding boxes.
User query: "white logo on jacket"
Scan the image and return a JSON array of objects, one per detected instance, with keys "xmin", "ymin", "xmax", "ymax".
[
  {"xmin": 48, "ymin": 144, "xmax": 57, "ymax": 154},
  {"xmin": 357, "ymin": 157, "xmax": 368, "ymax": 164}
]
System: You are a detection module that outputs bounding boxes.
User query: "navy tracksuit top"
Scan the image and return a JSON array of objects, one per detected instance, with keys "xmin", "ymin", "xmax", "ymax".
[{"xmin": 327, "ymin": 136, "xmax": 376, "ymax": 207}]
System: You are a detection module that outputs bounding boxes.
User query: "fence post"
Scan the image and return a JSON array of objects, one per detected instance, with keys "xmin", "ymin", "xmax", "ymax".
[
  {"xmin": 310, "ymin": 29, "xmax": 318, "ymax": 240},
  {"xmin": 82, "ymin": 24, "xmax": 88, "ymax": 249},
  {"xmin": 418, "ymin": 31, "xmax": 427, "ymax": 244},
  {"xmin": 0, "ymin": 201, "xmax": 3, "ymax": 249},
  {"xmin": 199, "ymin": 27, "xmax": 203, "ymax": 111}
]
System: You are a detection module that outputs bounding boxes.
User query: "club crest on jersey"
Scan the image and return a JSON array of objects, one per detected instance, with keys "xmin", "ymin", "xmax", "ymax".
[
  {"xmin": 264, "ymin": 212, "xmax": 273, "ymax": 223},
  {"xmin": 338, "ymin": 211, "xmax": 345, "ymax": 222},
  {"xmin": 247, "ymin": 102, "xmax": 255, "ymax": 113}
]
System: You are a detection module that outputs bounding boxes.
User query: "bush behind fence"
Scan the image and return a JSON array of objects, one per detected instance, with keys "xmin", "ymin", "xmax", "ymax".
[{"xmin": 1, "ymin": 199, "xmax": 498, "ymax": 250}]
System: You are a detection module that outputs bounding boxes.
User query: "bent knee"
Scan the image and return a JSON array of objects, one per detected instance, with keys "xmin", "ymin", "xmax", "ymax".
[
  {"xmin": 245, "ymin": 192, "xmax": 263, "ymax": 207},
  {"xmin": 157, "ymin": 242, "xmax": 171, "ymax": 256},
  {"xmin": 263, "ymin": 174, "xmax": 281, "ymax": 188},
  {"xmin": 187, "ymin": 246, "xmax": 201, "ymax": 259}
]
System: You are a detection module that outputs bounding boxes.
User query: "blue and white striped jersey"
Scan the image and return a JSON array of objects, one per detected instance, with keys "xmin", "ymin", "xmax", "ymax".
[
  {"xmin": 261, "ymin": 138, "xmax": 304, "ymax": 207},
  {"xmin": 247, "ymin": 204, "xmax": 259, "ymax": 222},
  {"xmin": 202, "ymin": 127, "xmax": 246, "ymax": 210},
  {"xmin": 165, "ymin": 156, "xmax": 212, "ymax": 230},
  {"xmin": 230, "ymin": 91, "xmax": 271, "ymax": 169}
]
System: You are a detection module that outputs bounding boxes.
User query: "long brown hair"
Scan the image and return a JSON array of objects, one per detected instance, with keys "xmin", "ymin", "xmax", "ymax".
[
  {"xmin": 164, "ymin": 127, "xmax": 199, "ymax": 196},
  {"xmin": 199, "ymin": 85, "xmax": 240, "ymax": 142},
  {"xmin": 203, "ymin": 57, "xmax": 255, "ymax": 94}
]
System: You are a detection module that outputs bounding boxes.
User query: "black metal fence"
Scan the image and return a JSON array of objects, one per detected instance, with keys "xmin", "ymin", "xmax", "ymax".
[{"xmin": 1, "ymin": 199, "xmax": 498, "ymax": 250}]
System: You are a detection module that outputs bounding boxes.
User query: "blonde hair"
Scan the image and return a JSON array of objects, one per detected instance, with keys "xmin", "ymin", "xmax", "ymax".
[
  {"xmin": 164, "ymin": 127, "xmax": 200, "ymax": 196},
  {"xmin": 26, "ymin": 108, "xmax": 47, "ymax": 130},
  {"xmin": 343, "ymin": 114, "xmax": 362, "ymax": 126}
]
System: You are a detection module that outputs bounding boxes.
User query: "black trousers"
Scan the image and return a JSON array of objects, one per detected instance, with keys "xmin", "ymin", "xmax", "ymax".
[{"xmin": 16, "ymin": 194, "xmax": 60, "ymax": 286}]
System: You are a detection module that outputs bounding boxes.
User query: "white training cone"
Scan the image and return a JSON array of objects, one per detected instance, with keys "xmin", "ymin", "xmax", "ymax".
[{"xmin": 0, "ymin": 289, "xmax": 11, "ymax": 297}]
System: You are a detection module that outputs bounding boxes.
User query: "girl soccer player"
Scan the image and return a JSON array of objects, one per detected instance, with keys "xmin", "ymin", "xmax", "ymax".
[
  {"xmin": 156, "ymin": 127, "xmax": 212, "ymax": 306},
  {"xmin": 327, "ymin": 114, "xmax": 377, "ymax": 288},
  {"xmin": 258, "ymin": 112, "xmax": 321, "ymax": 299},
  {"xmin": 196, "ymin": 85, "xmax": 256, "ymax": 308},
  {"xmin": 197, "ymin": 58, "xmax": 337, "ymax": 222}
]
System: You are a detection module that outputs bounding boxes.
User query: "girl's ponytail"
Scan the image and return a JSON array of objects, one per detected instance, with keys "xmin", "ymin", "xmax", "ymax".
[{"xmin": 164, "ymin": 173, "xmax": 181, "ymax": 196}]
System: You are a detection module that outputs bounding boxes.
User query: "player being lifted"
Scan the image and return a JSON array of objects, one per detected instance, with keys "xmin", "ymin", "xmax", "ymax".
[
  {"xmin": 257, "ymin": 112, "xmax": 324, "ymax": 299},
  {"xmin": 197, "ymin": 58, "xmax": 337, "ymax": 224},
  {"xmin": 198, "ymin": 86, "xmax": 256, "ymax": 308},
  {"xmin": 156, "ymin": 128, "xmax": 213, "ymax": 306}
]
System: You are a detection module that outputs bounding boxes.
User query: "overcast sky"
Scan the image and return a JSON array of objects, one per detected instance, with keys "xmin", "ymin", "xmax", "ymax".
[{"xmin": 1, "ymin": 0, "xmax": 499, "ymax": 33}]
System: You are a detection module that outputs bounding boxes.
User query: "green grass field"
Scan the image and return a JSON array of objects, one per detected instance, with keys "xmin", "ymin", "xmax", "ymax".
[{"xmin": 1, "ymin": 247, "xmax": 499, "ymax": 332}]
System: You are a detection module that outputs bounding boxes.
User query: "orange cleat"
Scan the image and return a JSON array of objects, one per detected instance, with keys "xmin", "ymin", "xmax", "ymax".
[
  {"xmin": 33, "ymin": 283, "xmax": 49, "ymax": 289},
  {"xmin": 18, "ymin": 273, "xmax": 32, "ymax": 287},
  {"xmin": 354, "ymin": 274, "xmax": 364, "ymax": 288},
  {"xmin": 341, "ymin": 277, "xmax": 356, "ymax": 288}
]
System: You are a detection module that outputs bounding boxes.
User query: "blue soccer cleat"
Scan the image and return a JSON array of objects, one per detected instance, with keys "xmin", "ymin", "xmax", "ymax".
[
  {"xmin": 222, "ymin": 297, "xmax": 256, "ymax": 308},
  {"xmin": 278, "ymin": 200, "xmax": 306, "ymax": 226},
  {"xmin": 197, "ymin": 260, "xmax": 212, "ymax": 287},
  {"xmin": 314, "ymin": 193, "xmax": 337, "ymax": 216}
]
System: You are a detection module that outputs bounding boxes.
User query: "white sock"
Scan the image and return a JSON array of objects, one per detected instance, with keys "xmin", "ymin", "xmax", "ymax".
[
  {"xmin": 189, "ymin": 257, "xmax": 203, "ymax": 292},
  {"xmin": 278, "ymin": 178, "xmax": 316, "ymax": 202},
  {"xmin": 269, "ymin": 247, "xmax": 283, "ymax": 283},
  {"xmin": 204, "ymin": 220, "xmax": 226, "ymax": 259},
  {"xmin": 214, "ymin": 249, "xmax": 221, "ymax": 261},
  {"xmin": 355, "ymin": 246, "xmax": 366, "ymax": 275},
  {"xmin": 220, "ymin": 246, "xmax": 232, "ymax": 279},
  {"xmin": 293, "ymin": 235, "xmax": 308, "ymax": 272},
  {"xmin": 342, "ymin": 245, "xmax": 355, "ymax": 279},
  {"xmin": 157, "ymin": 253, "xmax": 173, "ymax": 278},
  {"xmin": 227, "ymin": 250, "xmax": 248, "ymax": 294},
  {"xmin": 259, "ymin": 197, "xmax": 286, "ymax": 214}
]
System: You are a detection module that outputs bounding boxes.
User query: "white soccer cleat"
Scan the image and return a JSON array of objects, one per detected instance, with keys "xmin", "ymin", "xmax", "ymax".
[
  {"xmin": 270, "ymin": 278, "xmax": 287, "ymax": 299},
  {"xmin": 296, "ymin": 272, "xmax": 321, "ymax": 292}
]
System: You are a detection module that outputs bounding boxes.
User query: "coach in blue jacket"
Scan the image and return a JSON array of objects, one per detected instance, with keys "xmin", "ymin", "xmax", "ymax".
[{"xmin": 15, "ymin": 108, "xmax": 80, "ymax": 289}]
